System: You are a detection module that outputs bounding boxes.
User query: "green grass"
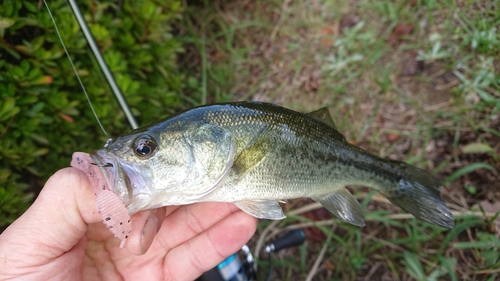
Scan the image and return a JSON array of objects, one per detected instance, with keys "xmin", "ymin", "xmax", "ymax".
[{"xmin": 178, "ymin": 0, "xmax": 500, "ymax": 280}]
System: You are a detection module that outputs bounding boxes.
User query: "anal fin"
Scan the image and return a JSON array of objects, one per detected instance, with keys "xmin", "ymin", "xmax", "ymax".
[
  {"xmin": 235, "ymin": 199, "xmax": 285, "ymax": 220},
  {"xmin": 312, "ymin": 188, "xmax": 365, "ymax": 226}
]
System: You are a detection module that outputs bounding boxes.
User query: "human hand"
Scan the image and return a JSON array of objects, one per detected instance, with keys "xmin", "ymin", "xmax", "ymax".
[{"xmin": 0, "ymin": 168, "xmax": 257, "ymax": 281}]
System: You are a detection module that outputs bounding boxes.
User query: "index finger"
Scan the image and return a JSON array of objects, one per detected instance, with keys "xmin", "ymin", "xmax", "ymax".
[
  {"xmin": 153, "ymin": 202, "xmax": 246, "ymax": 252},
  {"xmin": 162, "ymin": 208, "xmax": 257, "ymax": 281}
]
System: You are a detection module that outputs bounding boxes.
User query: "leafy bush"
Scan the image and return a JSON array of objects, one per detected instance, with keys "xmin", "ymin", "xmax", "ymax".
[{"xmin": 0, "ymin": 0, "xmax": 185, "ymax": 228}]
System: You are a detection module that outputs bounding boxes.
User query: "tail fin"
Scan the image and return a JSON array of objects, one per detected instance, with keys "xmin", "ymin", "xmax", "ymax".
[{"xmin": 383, "ymin": 162, "xmax": 454, "ymax": 229}]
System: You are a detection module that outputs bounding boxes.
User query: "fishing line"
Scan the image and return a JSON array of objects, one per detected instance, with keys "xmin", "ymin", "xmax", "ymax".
[{"xmin": 43, "ymin": 0, "xmax": 109, "ymax": 136}]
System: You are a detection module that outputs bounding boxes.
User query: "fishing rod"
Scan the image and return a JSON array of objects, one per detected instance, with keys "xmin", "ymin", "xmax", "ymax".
[{"xmin": 67, "ymin": 0, "xmax": 138, "ymax": 130}]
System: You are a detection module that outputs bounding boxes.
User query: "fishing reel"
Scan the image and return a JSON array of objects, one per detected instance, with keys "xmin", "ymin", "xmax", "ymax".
[{"xmin": 197, "ymin": 229, "xmax": 305, "ymax": 281}]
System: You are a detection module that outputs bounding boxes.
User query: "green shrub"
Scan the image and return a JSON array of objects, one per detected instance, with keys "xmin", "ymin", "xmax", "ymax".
[{"xmin": 0, "ymin": 0, "xmax": 185, "ymax": 228}]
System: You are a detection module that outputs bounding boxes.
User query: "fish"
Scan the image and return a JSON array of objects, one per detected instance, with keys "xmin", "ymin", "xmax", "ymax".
[{"xmin": 89, "ymin": 101, "xmax": 454, "ymax": 232}]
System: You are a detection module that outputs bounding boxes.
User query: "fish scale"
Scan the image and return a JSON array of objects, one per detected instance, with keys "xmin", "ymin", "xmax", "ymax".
[{"xmin": 91, "ymin": 102, "xmax": 454, "ymax": 229}]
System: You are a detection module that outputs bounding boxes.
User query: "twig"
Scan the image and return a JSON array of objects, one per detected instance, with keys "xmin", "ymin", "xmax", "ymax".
[
  {"xmin": 422, "ymin": 101, "xmax": 451, "ymax": 112},
  {"xmin": 475, "ymin": 268, "xmax": 500, "ymax": 275},
  {"xmin": 0, "ymin": 116, "xmax": 14, "ymax": 138},
  {"xmin": 363, "ymin": 262, "xmax": 382, "ymax": 281},
  {"xmin": 254, "ymin": 220, "xmax": 280, "ymax": 271},
  {"xmin": 254, "ymin": 201, "xmax": 499, "ymax": 272},
  {"xmin": 0, "ymin": 38, "xmax": 35, "ymax": 58},
  {"xmin": 434, "ymin": 79, "xmax": 460, "ymax": 91},
  {"xmin": 305, "ymin": 225, "xmax": 335, "ymax": 281},
  {"xmin": 381, "ymin": 210, "xmax": 499, "ymax": 220},
  {"xmin": 305, "ymin": 243, "xmax": 327, "ymax": 281},
  {"xmin": 270, "ymin": 0, "xmax": 290, "ymax": 41},
  {"xmin": 254, "ymin": 202, "xmax": 329, "ymax": 268},
  {"xmin": 283, "ymin": 201, "xmax": 499, "ymax": 221}
]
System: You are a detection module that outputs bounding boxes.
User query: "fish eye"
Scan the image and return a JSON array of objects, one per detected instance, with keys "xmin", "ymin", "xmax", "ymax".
[{"xmin": 132, "ymin": 135, "xmax": 157, "ymax": 158}]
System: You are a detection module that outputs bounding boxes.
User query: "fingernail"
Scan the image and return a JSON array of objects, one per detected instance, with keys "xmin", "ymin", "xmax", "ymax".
[{"xmin": 141, "ymin": 215, "xmax": 159, "ymax": 254}]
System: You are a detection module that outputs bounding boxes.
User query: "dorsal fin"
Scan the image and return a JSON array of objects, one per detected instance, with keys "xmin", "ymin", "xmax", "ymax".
[{"xmin": 307, "ymin": 107, "xmax": 338, "ymax": 129}]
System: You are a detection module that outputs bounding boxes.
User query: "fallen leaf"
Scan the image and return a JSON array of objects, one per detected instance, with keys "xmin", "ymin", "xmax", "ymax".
[
  {"xmin": 388, "ymin": 23, "xmax": 414, "ymax": 46},
  {"xmin": 473, "ymin": 200, "xmax": 500, "ymax": 214},
  {"xmin": 302, "ymin": 75, "xmax": 319, "ymax": 92},
  {"xmin": 302, "ymin": 207, "xmax": 332, "ymax": 242},
  {"xmin": 321, "ymin": 25, "xmax": 337, "ymax": 47},
  {"xmin": 324, "ymin": 260, "xmax": 335, "ymax": 271},
  {"xmin": 401, "ymin": 50, "xmax": 423, "ymax": 76},
  {"xmin": 386, "ymin": 133, "xmax": 400, "ymax": 142},
  {"xmin": 340, "ymin": 14, "xmax": 358, "ymax": 32}
]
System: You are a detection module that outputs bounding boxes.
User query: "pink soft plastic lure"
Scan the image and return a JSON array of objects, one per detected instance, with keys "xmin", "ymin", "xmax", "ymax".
[{"xmin": 71, "ymin": 152, "xmax": 131, "ymax": 248}]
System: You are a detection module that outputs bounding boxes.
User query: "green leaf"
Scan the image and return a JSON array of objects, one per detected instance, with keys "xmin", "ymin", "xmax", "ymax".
[
  {"xmin": 481, "ymin": 250, "xmax": 500, "ymax": 267},
  {"xmin": 462, "ymin": 143, "xmax": 494, "ymax": 154},
  {"xmin": 31, "ymin": 36, "xmax": 45, "ymax": 52},
  {"xmin": 30, "ymin": 133, "xmax": 49, "ymax": 145},
  {"xmin": 15, "ymin": 45, "xmax": 32, "ymax": 55},
  {"xmin": 465, "ymin": 185, "xmax": 477, "ymax": 194},
  {"xmin": 2, "ymin": 46, "xmax": 21, "ymax": 60},
  {"xmin": 10, "ymin": 65, "xmax": 25, "ymax": 79},
  {"xmin": 2, "ymin": 1, "xmax": 14, "ymax": 17},
  {"xmin": 20, "ymin": 59, "xmax": 30, "ymax": 73},
  {"xmin": 0, "ymin": 17, "xmax": 15, "ymax": 28},
  {"xmin": 32, "ymin": 148, "xmax": 49, "ymax": 157},
  {"xmin": 0, "ymin": 169, "xmax": 11, "ymax": 183},
  {"xmin": 22, "ymin": 1, "xmax": 38, "ymax": 13},
  {"xmin": 27, "ymin": 67, "xmax": 42, "ymax": 81},
  {"xmin": 0, "ymin": 98, "xmax": 20, "ymax": 121}
]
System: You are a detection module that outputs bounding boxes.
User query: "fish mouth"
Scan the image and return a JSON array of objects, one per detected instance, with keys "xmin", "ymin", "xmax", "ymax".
[
  {"xmin": 91, "ymin": 162, "xmax": 114, "ymax": 168},
  {"xmin": 90, "ymin": 150, "xmax": 131, "ymax": 203},
  {"xmin": 90, "ymin": 149, "xmax": 152, "ymax": 213},
  {"xmin": 90, "ymin": 150, "xmax": 114, "ymax": 187}
]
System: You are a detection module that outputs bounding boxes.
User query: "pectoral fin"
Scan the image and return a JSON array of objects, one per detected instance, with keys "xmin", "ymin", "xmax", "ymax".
[
  {"xmin": 235, "ymin": 199, "xmax": 285, "ymax": 220},
  {"xmin": 232, "ymin": 126, "xmax": 270, "ymax": 176},
  {"xmin": 312, "ymin": 188, "xmax": 365, "ymax": 226}
]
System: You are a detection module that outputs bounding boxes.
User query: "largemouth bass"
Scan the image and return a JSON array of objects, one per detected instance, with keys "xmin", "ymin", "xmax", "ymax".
[{"xmin": 90, "ymin": 102, "xmax": 454, "ymax": 230}]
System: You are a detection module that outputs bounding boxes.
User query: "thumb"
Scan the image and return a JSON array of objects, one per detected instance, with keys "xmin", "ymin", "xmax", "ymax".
[{"xmin": 0, "ymin": 168, "xmax": 101, "ymax": 261}]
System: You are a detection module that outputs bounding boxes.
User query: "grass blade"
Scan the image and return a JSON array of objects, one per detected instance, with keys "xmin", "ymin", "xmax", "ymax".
[
  {"xmin": 443, "ymin": 163, "xmax": 495, "ymax": 184},
  {"xmin": 403, "ymin": 252, "xmax": 426, "ymax": 281},
  {"xmin": 453, "ymin": 240, "xmax": 500, "ymax": 249},
  {"xmin": 440, "ymin": 219, "xmax": 484, "ymax": 252}
]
